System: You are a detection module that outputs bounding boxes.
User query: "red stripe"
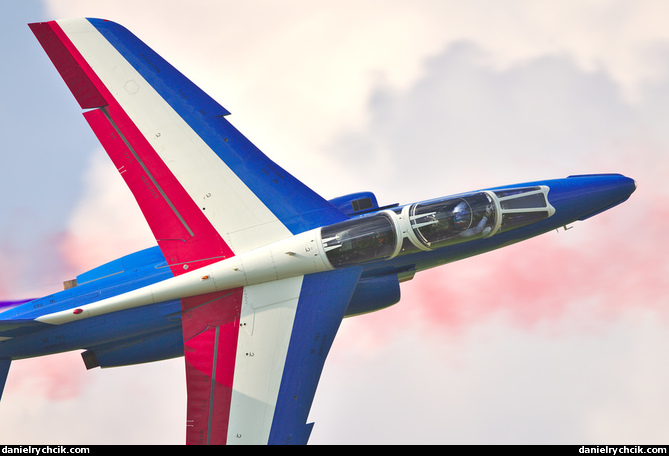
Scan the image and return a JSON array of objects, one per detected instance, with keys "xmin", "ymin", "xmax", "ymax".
[
  {"xmin": 182, "ymin": 289, "xmax": 244, "ymax": 445},
  {"xmin": 29, "ymin": 22, "xmax": 107, "ymax": 109},
  {"xmin": 38, "ymin": 20, "xmax": 234, "ymax": 276},
  {"xmin": 83, "ymin": 106, "xmax": 234, "ymax": 275}
]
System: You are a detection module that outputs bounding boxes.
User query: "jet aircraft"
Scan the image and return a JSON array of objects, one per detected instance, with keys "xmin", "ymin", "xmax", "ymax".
[{"xmin": 0, "ymin": 18, "xmax": 636, "ymax": 445}]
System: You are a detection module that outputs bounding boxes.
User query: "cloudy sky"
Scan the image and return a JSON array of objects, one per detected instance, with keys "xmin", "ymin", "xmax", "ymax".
[{"xmin": 0, "ymin": 0, "xmax": 667, "ymax": 445}]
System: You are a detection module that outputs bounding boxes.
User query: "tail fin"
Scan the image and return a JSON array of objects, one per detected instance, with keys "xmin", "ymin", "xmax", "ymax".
[{"xmin": 29, "ymin": 19, "xmax": 347, "ymax": 276}]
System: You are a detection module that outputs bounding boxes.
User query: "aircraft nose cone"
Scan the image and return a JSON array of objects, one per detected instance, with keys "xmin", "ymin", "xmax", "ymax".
[{"xmin": 550, "ymin": 174, "xmax": 636, "ymax": 222}]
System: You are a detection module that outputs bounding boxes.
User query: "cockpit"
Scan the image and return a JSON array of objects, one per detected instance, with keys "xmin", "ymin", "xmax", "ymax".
[
  {"xmin": 321, "ymin": 212, "xmax": 397, "ymax": 268},
  {"xmin": 408, "ymin": 192, "xmax": 497, "ymax": 249},
  {"xmin": 320, "ymin": 186, "xmax": 555, "ymax": 268},
  {"xmin": 493, "ymin": 186, "xmax": 555, "ymax": 232}
]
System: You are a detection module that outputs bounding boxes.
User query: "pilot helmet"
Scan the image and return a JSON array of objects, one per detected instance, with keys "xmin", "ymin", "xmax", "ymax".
[{"xmin": 453, "ymin": 201, "xmax": 471, "ymax": 228}]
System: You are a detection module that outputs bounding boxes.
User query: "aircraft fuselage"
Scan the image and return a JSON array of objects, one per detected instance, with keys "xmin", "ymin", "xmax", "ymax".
[{"xmin": 0, "ymin": 173, "xmax": 635, "ymax": 368}]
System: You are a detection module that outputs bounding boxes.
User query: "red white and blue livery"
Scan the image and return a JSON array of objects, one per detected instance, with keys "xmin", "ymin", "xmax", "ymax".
[{"xmin": 0, "ymin": 18, "xmax": 636, "ymax": 445}]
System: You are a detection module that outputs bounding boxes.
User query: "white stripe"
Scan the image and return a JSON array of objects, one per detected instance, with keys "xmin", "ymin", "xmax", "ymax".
[
  {"xmin": 57, "ymin": 19, "xmax": 292, "ymax": 253},
  {"xmin": 227, "ymin": 276, "xmax": 304, "ymax": 444}
]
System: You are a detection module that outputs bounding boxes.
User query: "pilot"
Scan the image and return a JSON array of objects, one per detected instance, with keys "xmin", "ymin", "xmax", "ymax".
[
  {"xmin": 453, "ymin": 201, "xmax": 471, "ymax": 228},
  {"xmin": 455, "ymin": 200, "xmax": 493, "ymax": 238},
  {"xmin": 461, "ymin": 216, "xmax": 492, "ymax": 237}
]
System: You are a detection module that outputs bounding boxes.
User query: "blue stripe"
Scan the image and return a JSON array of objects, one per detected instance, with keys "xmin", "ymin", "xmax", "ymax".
[
  {"xmin": 268, "ymin": 267, "xmax": 362, "ymax": 444},
  {"xmin": 87, "ymin": 18, "xmax": 347, "ymax": 234}
]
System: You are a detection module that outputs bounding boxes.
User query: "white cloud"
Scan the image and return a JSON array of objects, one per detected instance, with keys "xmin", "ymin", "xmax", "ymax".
[
  {"xmin": 312, "ymin": 309, "xmax": 669, "ymax": 444},
  {"xmin": 329, "ymin": 42, "xmax": 642, "ymax": 205},
  {"xmin": 1, "ymin": 352, "xmax": 185, "ymax": 444},
  {"xmin": 61, "ymin": 151, "xmax": 155, "ymax": 273}
]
